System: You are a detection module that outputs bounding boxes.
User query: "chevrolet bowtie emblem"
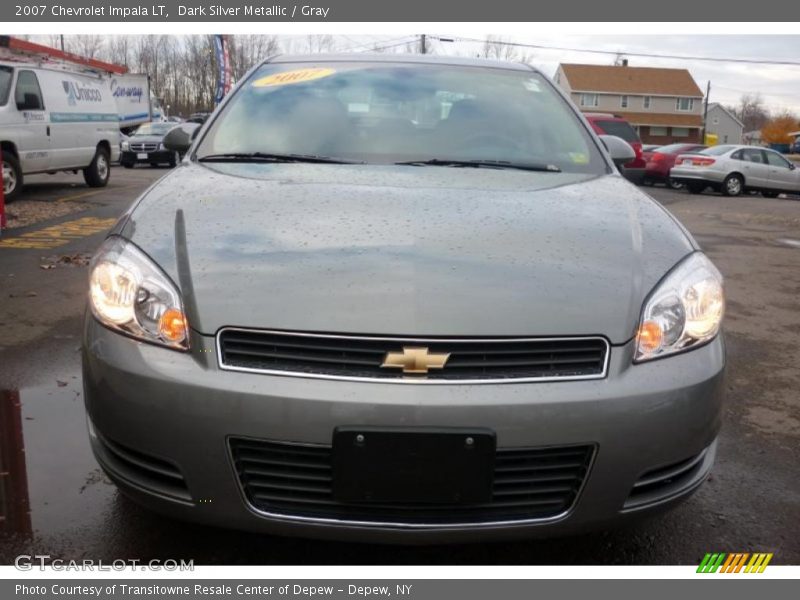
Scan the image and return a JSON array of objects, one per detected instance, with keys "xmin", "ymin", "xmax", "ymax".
[{"xmin": 381, "ymin": 347, "xmax": 451, "ymax": 375}]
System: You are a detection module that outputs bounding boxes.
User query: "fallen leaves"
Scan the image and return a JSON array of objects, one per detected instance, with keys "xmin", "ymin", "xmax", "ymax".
[{"xmin": 40, "ymin": 253, "xmax": 92, "ymax": 269}]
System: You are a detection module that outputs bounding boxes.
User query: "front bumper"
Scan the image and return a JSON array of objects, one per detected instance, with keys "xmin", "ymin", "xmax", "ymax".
[
  {"xmin": 121, "ymin": 149, "xmax": 174, "ymax": 164},
  {"xmin": 82, "ymin": 318, "xmax": 725, "ymax": 543}
]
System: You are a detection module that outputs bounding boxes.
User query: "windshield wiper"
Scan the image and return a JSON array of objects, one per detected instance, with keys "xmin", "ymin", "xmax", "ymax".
[
  {"xmin": 395, "ymin": 158, "xmax": 561, "ymax": 173},
  {"xmin": 197, "ymin": 152, "xmax": 363, "ymax": 164}
]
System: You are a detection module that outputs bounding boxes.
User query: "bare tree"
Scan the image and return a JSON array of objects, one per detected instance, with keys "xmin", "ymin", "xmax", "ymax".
[
  {"xmin": 479, "ymin": 36, "xmax": 532, "ymax": 63},
  {"xmin": 733, "ymin": 93, "xmax": 770, "ymax": 132}
]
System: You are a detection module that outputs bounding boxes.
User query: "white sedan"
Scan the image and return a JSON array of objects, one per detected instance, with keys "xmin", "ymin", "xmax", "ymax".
[{"xmin": 670, "ymin": 144, "xmax": 800, "ymax": 197}]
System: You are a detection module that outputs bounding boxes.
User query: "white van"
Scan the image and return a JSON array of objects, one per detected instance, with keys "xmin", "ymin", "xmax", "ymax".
[{"xmin": 0, "ymin": 61, "xmax": 120, "ymax": 201}]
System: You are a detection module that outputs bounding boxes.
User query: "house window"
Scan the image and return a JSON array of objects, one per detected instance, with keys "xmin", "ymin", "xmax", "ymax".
[
  {"xmin": 723, "ymin": 135, "xmax": 728, "ymax": 143},
  {"xmin": 712, "ymin": 117, "xmax": 719, "ymax": 125},
  {"xmin": 650, "ymin": 126, "xmax": 668, "ymax": 136},
  {"xmin": 676, "ymin": 98, "xmax": 694, "ymax": 111},
  {"xmin": 643, "ymin": 96, "xmax": 651, "ymax": 109},
  {"xmin": 621, "ymin": 95, "xmax": 629, "ymax": 108},
  {"xmin": 672, "ymin": 127, "xmax": 690, "ymax": 137},
  {"xmin": 580, "ymin": 93, "xmax": 599, "ymax": 107}
]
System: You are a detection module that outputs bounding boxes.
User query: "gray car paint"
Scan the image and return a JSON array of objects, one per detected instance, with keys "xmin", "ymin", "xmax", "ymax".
[{"xmin": 120, "ymin": 163, "xmax": 694, "ymax": 343}]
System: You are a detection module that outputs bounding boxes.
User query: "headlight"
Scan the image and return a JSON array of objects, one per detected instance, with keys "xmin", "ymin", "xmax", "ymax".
[
  {"xmin": 635, "ymin": 252, "xmax": 723, "ymax": 362},
  {"xmin": 121, "ymin": 141, "xmax": 129, "ymax": 151},
  {"xmin": 89, "ymin": 236, "xmax": 189, "ymax": 350}
]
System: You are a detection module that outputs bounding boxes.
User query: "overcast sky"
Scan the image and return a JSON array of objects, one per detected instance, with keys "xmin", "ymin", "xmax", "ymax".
[{"xmin": 370, "ymin": 34, "xmax": 800, "ymax": 115}]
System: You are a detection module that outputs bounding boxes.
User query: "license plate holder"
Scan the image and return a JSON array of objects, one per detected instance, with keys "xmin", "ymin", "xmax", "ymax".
[
  {"xmin": 332, "ymin": 427, "xmax": 495, "ymax": 504},
  {"xmin": 137, "ymin": 152, "xmax": 148, "ymax": 159}
]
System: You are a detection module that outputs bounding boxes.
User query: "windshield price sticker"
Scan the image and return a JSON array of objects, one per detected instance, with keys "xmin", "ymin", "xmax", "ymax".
[{"xmin": 252, "ymin": 68, "xmax": 336, "ymax": 88}]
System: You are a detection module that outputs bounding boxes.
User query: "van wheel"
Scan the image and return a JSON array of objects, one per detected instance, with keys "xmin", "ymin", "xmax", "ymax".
[
  {"xmin": 84, "ymin": 146, "xmax": 110, "ymax": 188},
  {"xmin": 2, "ymin": 153, "xmax": 23, "ymax": 202}
]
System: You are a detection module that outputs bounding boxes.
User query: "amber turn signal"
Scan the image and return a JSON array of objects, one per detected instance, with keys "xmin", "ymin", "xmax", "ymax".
[
  {"xmin": 158, "ymin": 308, "xmax": 188, "ymax": 343},
  {"xmin": 637, "ymin": 320, "xmax": 663, "ymax": 355}
]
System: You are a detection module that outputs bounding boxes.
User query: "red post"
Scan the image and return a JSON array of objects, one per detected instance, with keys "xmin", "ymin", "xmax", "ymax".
[{"xmin": 0, "ymin": 146, "xmax": 5, "ymax": 233}]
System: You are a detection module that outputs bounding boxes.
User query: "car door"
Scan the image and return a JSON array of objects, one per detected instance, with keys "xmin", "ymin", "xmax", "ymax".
[
  {"xmin": 737, "ymin": 148, "xmax": 770, "ymax": 188},
  {"xmin": 13, "ymin": 69, "xmax": 50, "ymax": 174},
  {"xmin": 763, "ymin": 150, "xmax": 800, "ymax": 192}
]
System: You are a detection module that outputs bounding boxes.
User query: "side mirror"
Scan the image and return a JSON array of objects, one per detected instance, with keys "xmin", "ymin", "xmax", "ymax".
[
  {"xmin": 17, "ymin": 93, "xmax": 42, "ymax": 111},
  {"xmin": 163, "ymin": 123, "xmax": 200, "ymax": 153},
  {"xmin": 789, "ymin": 162, "xmax": 796, "ymax": 171},
  {"xmin": 599, "ymin": 134, "xmax": 636, "ymax": 170}
]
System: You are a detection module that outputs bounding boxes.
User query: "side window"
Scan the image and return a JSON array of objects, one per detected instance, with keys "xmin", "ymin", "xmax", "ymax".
[
  {"xmin": 743, "ymin": 149, "xmax": 765, "ymax": 164},
  {"xmin": 731, "ymin": 150, "xmax": 743, "ymax": 161},
  {"xmin": 765, "ymin": 151, "xmax": 791, "ymax": 168},
  {"xmin": 15, "ymin": 70, "xmax": 44, "ymax": 110}
]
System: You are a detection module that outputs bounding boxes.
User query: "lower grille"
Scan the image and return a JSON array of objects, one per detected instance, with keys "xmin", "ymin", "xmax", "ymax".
[
  {"xmin": 625, "ymin": 447, "xmax": 709, "ymax": 509},
  {"xmin": 230, "ymin": 437, "xmax": 594, "ymax": 525},
  {"xmin": 218, "ymin": 329, "xmax": 609, "ymax": 382},
  {"xmin": 94, "ymin": 432, "xmax": 191, "ymax": 502},
  {"xmin": 130, "ymin": 142, "xmax": 159, "ymax": 152}
]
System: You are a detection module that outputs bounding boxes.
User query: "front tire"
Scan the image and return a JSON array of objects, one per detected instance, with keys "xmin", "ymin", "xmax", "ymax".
[
  {"xmin": 722, "ymin": 174, "xmax": 744, "ymax": 197},
  {"xmin": 2, "ymin": 153, "xmax": 23, "ymax": 202},
  {"xmin": 83, "ymin": 146, "xmax": 110, "ymax": 188}
]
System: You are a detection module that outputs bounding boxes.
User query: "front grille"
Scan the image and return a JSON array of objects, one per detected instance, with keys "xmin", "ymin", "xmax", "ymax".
[
  {"xmin": 130, "ymin": 142, "xmax": 159, "ymax": 152},
  {"xmin": 218, "ymin": 329, "xmax": 609, "ymax": 382},
  {"xmin": 624, "ymin": 447, "xmax": 709, "ymax": 509},
  {"xmin": 230, "ymin": 437, "xmax": 594, "ymax": 525},
  {"xmin": 94, "ymin": 432, "xmax": 191, "ymax": 502}
]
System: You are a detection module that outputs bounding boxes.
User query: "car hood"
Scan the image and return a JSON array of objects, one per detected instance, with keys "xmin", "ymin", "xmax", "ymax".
[{"xmin": 121, "ymin": 163, "xmax": 695, "ymax": 343}]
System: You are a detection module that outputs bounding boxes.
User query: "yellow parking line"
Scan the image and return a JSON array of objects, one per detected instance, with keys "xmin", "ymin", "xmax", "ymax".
[
  {"xmin": 0, "ymin": 216, "xmax": 117, "ymax": 250},
  {"xmin": 56, "ymin": 189, "xmax": 108, "ymax": 202}
]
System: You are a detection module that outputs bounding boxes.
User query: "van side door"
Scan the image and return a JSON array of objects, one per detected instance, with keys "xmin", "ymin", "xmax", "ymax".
[{"xmin": 13, "ymin": 69, "xmax": 50, "ymax": 173}]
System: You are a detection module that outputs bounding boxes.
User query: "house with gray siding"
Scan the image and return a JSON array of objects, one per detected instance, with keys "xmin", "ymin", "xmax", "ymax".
[{"xmin": 705, "ymin": 103, "xmax": 744, "ymax": 145}]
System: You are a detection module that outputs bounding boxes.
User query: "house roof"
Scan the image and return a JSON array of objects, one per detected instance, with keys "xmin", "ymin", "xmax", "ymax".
[
  {"xmin": 707, "ymin": 103, "xmax": 744, "ymax": 128},
  {"xmin": 560, "ymin": 63, "xmax": 704, "ymax": 97},
  {"xmin": 589, "ymin": 110, "xmax": 703, "ymax": 128}
]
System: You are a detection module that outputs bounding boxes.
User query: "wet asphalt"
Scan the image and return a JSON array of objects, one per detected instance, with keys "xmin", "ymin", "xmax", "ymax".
[{"xmin": 0, "ymin": 167, "xmax": 798, "ymax": 565}]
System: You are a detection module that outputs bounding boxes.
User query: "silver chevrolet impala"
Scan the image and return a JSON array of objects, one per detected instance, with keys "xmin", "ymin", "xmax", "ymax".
[{"xmin": 82, "ymin": 55, "xmax": 725, "ymax": 543}]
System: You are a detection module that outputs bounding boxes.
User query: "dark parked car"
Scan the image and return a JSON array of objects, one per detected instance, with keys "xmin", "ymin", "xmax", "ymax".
[
  {"xmin": 643, "ymin": 143, "xmax": 708, "ymax": 189},
  {"xmin": 583, "ymin": 113, "xmax": 646, "ymax": 184},
  {"xmin": 84, "ymin": 55, "xmax": 725, "ymax": 543},
  {"xmin": 120, "ymin": 122, "xmax": 182, "ymax": 168}
]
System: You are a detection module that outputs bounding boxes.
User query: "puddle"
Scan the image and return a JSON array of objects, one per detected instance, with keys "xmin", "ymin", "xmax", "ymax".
[{"xmin": 0, "ymin": 378, "xmax": 116, "ymax": 539}]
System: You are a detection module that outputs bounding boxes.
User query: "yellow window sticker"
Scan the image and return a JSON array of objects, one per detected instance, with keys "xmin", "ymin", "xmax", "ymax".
[
  {"xmin": 252, "ymin": 68, "xmax": 336, "ymax": 88},
  {"xmin": 569, "ymin": 152, "xmax": 589, "ymax": 164}
]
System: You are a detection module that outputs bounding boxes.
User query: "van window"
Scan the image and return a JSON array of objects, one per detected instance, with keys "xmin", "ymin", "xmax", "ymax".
[
  {"xmin": 15, "ymin": 70, "xmax": 44, "ymax": 110},
  {"xmin": 0, "ymin": 66, "xmax": 12, "ymax": 106}
]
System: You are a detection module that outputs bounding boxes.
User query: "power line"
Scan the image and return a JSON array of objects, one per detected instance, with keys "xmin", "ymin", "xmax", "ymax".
[
  {"xmin": 340, "ymin": 36, "xmax": 416, "ymax": 53},
  {"xmin": 429, "ymin": 35, "xmax": 800, "ymax": 67}
]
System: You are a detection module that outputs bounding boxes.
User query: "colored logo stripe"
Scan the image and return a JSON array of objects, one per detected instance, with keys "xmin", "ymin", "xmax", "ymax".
[
  {"xmin": 51, "ymin": 112, "xmax": 119, "ymax": 123},
  {"xmin": 697, "ymin": 552, "xmax": 773, "ymax": 573}
]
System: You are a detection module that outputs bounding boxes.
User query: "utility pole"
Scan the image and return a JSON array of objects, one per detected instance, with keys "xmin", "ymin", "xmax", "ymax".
[
  {"xmin": 420, "ymin": 34, "xmax": 427, "ymax": 55},
  {"xmin": 60, "ymin": 34, "xmax": 64, "ymax": 52},
  {"xmin": 701, "ymin": 80, "xmax": 711, "ymax": 143}
]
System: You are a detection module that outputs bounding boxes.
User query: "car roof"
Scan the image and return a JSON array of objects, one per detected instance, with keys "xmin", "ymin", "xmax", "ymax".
[{"xmin": 266, "ymin": 53, "xmax": 536, "ymax": 72}]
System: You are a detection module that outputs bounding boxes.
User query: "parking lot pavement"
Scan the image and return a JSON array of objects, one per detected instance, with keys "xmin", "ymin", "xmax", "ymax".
[{"xmin": 1, "ymin": 172, "xmax": 798, "ymax": 565}]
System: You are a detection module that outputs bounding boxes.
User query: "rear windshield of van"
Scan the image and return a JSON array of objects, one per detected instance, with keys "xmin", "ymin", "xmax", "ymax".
[{"xmin": 594, "ymin": 120, "xmax": 640, "ymax": 143}]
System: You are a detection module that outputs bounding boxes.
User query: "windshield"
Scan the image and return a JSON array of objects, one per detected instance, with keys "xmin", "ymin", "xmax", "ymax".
[
  {"xmin": 135, "ymin": 123, "xmax": 174, "ymax": 136},
  {"xmin": 196, "ymin": 62, "xmax": 606, "ymax": 174},
  {"xmin": 0, "ymin": 66, "xmax": 12, "ymax": 106},
  {"xmin": 700, "ymin": 145, "xmax": 737, "ymax": 156}
]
